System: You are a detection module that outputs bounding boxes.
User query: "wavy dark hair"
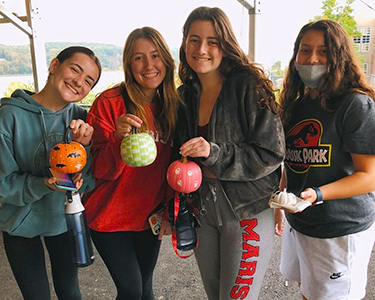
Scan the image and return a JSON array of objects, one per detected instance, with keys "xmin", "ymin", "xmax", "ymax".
[
  {"xmin": 179, "ymin": 6, "xmax": 278, "ymax": 112},
  {"xmin": 280, "ymin": 19, "xmax": 375, "ymax": 126}
]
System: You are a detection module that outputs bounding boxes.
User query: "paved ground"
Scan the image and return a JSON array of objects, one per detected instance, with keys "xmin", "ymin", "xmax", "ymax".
[{"xmin": 0, "ymin": 235, "xmax": 374, "ymax": 300}]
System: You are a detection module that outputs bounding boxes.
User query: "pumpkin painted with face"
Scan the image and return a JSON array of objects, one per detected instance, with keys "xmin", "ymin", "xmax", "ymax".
[{"xmin": 49, "ymin": 141, "xmax": 87, "ymax": 173}]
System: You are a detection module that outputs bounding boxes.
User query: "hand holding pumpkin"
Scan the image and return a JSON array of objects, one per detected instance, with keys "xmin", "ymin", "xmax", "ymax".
[
  {"xmin": 180, "ymin": 137, "xmax": 211, "ymax": 159},
  {"xmin": 69, "ymin": 119, "xmax": 93, "ymax": 146},
  {"xmin": 116, "ymin": 114, "xmax": 143, "ymax": 139}
]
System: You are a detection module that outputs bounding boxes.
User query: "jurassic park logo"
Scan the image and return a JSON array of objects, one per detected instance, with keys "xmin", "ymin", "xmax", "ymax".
[{"xmin": 285, "ymin": 119, "xmax": 331, "ymax": 173}]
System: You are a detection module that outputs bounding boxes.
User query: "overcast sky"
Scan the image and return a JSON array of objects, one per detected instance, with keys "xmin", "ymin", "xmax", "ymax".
[{"xmin": 0, "ymin": 0, "xmax": 373, "ymax": 68}]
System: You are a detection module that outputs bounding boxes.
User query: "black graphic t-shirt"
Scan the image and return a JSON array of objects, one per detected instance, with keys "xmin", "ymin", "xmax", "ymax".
[{"xmin": 285, "ymin": 93, "xmax": 375, "ymax": 238}]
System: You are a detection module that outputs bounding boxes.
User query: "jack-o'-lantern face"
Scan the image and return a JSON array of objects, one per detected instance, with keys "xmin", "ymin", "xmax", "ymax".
[{"xmin": 49, "ymin": 141, "xmax": 87, "ymax": 173}]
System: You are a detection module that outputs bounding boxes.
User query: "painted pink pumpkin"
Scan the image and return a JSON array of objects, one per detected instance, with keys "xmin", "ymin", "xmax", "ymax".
[{"xmin": 167, "ymin": 156, "xmax": 202, "ymax": 194}]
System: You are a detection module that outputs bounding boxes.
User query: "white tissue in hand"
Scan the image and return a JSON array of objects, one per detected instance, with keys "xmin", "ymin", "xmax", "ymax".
[{"xmin": 270, "ymin": 191, "xmax": 297, "ymax": 206}]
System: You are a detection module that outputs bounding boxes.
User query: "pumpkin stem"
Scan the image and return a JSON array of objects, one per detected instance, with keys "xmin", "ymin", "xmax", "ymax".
[
  {"xmin": 181, "ymin": 156, "xmax": 188, "ymax": 163},
  {"xmin": 64, "ymin": 127, "xmax": 73, "ymax": 143},
  {"xmin": 132, "ymin": 126, "xmax": 137, "ymax": 135}
]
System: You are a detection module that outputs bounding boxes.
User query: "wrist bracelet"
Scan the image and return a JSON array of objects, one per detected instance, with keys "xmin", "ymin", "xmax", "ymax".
[{"xmin": 311, "ymin": 187, "xmax": 323, "ymax": 205}]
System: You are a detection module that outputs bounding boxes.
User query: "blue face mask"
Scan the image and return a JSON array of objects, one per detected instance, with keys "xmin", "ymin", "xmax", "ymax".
[{"xmin": 295, "ymin": 63, "xmax": 327, "ymax": 89}]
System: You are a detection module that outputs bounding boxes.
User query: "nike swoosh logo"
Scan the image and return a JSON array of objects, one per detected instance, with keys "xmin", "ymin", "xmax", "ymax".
[{"xmin": 330, "ymin": 273, "xmax": 343, "ymax": 279}]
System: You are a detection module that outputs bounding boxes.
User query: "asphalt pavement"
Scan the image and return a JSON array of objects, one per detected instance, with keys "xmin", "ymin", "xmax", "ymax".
[{"xmin": 0, "ymin": 234, "xmax": 374, "ymax": 299}]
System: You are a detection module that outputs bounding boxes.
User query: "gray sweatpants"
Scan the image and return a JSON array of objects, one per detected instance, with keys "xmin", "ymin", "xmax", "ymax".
[{"xmin": 194, "ymin": 177, "xmax": 274, "ymax": 300}]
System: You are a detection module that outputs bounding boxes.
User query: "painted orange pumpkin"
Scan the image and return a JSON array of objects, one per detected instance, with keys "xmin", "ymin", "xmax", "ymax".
[{"xmin": 49, "ymin": 141, "xmax": 87, "ymax": 174}]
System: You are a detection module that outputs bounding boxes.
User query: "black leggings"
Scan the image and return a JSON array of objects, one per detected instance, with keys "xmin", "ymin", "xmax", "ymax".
[
  {"xmin": 90, "ymin": 229, "xmax": 161, "ymax": 300},
  {"xmin": 2, "ymin": 231, "xmax": 81, "ymax": 300}
]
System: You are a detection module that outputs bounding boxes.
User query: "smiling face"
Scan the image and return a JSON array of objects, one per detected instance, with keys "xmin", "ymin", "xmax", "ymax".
[
  {"xmin": 49, "ymin": 52, "xmax": 100, "ymax": 104},
  {"xmin": 184, "ymin": 20, "xmax": 224, "ymax": 78},
  {"xmin": 130, "ymin": 38, "xmax": 166, "ymax": 100},
  {"xmin": 296, "ymin": 29, "xmax": 327, "ymax": 66}
]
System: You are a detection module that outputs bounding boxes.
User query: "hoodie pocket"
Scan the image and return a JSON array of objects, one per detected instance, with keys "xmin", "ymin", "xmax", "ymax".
[{"xmin": 11, "ymin": 209, "xmax": 67, "ymax": 238}]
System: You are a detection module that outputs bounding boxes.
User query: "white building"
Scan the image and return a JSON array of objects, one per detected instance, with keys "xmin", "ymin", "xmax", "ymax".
[{"xmin": 354, "ymin": 9, "xmax": 375, "ymax": 86}]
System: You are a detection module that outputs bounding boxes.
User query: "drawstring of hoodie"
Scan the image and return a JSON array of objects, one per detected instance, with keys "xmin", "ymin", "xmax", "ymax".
[
  {"xmin": 39, "ymin": 109, "xmax": 50, "ymax": 167},
  {"xmin": 39, "ymin": 109, "xmax": 69, "ymax": 167},
  {"xmin": 2, "ymin": 90, "xmax": 71, "ymax": 168},
  {"xmin": 201, "ymin": 182, "xmax": 223, "ymax": 227}
]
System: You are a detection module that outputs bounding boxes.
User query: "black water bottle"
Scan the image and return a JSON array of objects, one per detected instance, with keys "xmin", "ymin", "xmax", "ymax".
[{"xmin": 65, "ymin": 191, "xmax": 94, "ymax": 267}]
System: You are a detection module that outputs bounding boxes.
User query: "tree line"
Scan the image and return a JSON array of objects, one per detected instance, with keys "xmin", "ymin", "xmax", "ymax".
[{"xmin": 0, "ymin": 42, "xmax": 123, "ymax": 75}]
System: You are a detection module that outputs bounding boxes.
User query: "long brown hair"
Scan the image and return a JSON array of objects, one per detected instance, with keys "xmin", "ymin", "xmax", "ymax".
[
  {"xmin": 280, "ymin": 19, "xmax": 375, "ymax": 126},
  {"xmin": 179, "ymin": 6, "xmax": 278, "ymax": 112},
  {"xmin": 123, "ymin": 27, "xmax": 180, "ymax": 140}
]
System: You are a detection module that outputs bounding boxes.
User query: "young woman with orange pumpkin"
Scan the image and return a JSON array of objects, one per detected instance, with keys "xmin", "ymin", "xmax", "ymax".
[
  {"xmin": 175, "ymin": 7, "xmax": 285, "ymax": 300},
  {"xmin": 82, "ymin": 27, "xmax": 180, "ymax": 300},
  {"xmin": 0, "ymin": 46, "xmax": 101, "ymax": 300}
]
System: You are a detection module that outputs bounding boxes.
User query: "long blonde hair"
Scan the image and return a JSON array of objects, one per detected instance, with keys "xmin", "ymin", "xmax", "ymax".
[{"xmin": 123, "ymin": 27, "xmax": 180, "ymax": 140}]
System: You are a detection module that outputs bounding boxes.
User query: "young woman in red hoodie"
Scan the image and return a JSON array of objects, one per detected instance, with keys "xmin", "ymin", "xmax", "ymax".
[{"xmin": 82, "ymin": 27, "xmax": 180, "ymax": 300}]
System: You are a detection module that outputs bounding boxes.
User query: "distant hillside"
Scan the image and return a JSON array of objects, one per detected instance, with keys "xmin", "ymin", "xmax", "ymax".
[
  {"xmin": 0, "ymin": 42, "xmax": 180, "ymax": 76},
  {"xmin": 0, "ymin": 42, "xmax": 122, "ymax": 75},
  {"xmin": 46, "ymin": 42, "xmax": 123, "ymax": 72}
]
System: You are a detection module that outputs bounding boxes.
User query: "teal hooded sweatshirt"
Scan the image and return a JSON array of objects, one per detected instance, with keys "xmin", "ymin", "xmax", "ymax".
[{"xmin": 0, "ymin": 89, "xmax": 95, "ymax": 238}]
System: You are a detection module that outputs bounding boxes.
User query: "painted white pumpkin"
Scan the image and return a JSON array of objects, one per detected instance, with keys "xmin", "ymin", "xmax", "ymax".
[{"xmin": 270, "ymin": 190, "xmax": 297, "ymax": 206}]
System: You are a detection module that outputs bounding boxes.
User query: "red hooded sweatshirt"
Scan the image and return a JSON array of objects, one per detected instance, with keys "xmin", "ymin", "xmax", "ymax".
[{"xmin": 83, "ymin": 86, "xmax": 173, "ymax": 232}]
